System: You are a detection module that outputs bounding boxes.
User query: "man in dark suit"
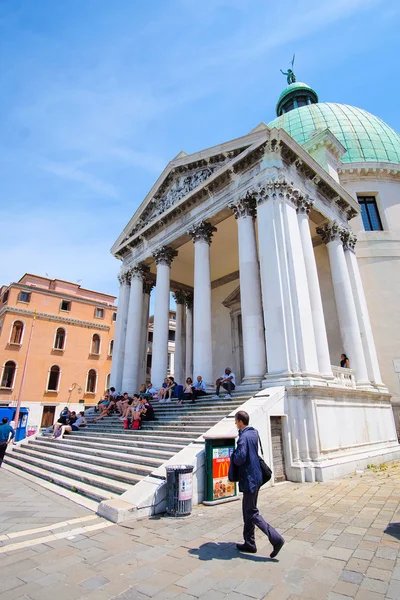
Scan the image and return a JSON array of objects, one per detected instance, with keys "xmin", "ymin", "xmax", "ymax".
[{"xmin": 231, "ymin": 410, "xmax": 284, "ymax": 558}]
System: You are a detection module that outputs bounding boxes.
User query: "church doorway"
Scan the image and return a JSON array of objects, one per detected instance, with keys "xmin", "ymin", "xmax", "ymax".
[
  {"xmin": 222, "ymin": 286, "xmax": 244, "ymax": 383},
  {"xmin": 270, "ymin": 416, "xmax": 287, "ymax": 482}
]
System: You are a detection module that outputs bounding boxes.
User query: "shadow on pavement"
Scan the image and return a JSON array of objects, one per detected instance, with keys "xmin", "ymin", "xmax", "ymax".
[
  {"xmin": 189, "ymin": 541, "xmax": 274, "ymax": 562},
  {"xmin": 384, "ymin": 522, "xmax": 400, "ymax": 540}
]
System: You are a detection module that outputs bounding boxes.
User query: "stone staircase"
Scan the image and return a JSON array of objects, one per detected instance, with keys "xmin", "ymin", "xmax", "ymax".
[{"xmin": 5, "ymin": 394, "xmax": 250, "ymax": 505}]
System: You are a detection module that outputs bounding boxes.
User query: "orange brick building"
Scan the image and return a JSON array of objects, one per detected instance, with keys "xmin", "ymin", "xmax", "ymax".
[{"xmin": 0, "ymin": 274, "xmax": 116, "ymax": 429}]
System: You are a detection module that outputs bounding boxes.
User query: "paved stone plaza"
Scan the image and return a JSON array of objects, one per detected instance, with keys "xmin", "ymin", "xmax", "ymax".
[{"xmin": 0, "ymin": 464, "xmax": 399, "ymax": 600}]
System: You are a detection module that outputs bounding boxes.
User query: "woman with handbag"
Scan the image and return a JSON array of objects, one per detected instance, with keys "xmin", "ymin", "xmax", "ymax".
[{"xmin": 228, "ymin": 410, "xmax": 285, "ymax": 558}]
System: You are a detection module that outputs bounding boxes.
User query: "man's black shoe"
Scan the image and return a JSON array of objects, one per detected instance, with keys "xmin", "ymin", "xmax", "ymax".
[
  {"xmin": 270, "ymin": 538, "xmax": 285, "ymax": 559},
  {"xmin": 236, "ymin": 543, "xmax": 257, "ymax": 553}
]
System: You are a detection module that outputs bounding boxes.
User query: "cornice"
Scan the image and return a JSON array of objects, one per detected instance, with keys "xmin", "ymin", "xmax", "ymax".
[
  {"xmin": 337, "ymin": 162, "xmax": 400, "ymax": 181},
  {"xmin": 0, "ymin": 306, "xmax": 111, "ymax": 331},
  {"xmin": 2, "ymin": 283, "xmax": 116, "ymax": 310}
]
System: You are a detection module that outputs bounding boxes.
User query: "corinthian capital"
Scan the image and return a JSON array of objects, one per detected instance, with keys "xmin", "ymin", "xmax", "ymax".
[
  {"xmin": 152, "ymin": 246, "xmax": 178, "ymax": 267},
  {"xmin": 188, "ymin": 221, "xmax": 217, "ymax": 245},
  {"xmin": 295, "ymin": 195, "xmax": 314, "ymax": 214},
  {"xmin": 143, "ymin": 279, "xmax": 155, "ymax": 295},
  {"xmin": 117, "ymin": 270, "xmax": 130, "ymax": 285},
  {"xmin": 229, "ymin": 192, "xmax": 257, "ymax": 219},
  {"xmin": 173, "ymin": 290, "xmax": 187, "ymax": 305},
  {"xmin": 316, "ymin": 221, "xmax": 343, "ymax": 244},
  {"xmin": 340, "ymin": 229, "xmax": 357, "ymax": 252},
  {"xmin": 254, "ymin": 176, "xmax": 302, "ymax": 207},
  {"xmin": 185, "ymin": 292, "xmax": 193, "ymax": 309},
  {"xmin": 126, "ymin": 264, "xmax": 150, "ymax": 281}
]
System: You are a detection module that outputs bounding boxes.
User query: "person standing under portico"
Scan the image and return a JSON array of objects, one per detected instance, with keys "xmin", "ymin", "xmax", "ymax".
[{"xmin": 214, "ymin": 368, "xmax": 235, "ymax": 399}]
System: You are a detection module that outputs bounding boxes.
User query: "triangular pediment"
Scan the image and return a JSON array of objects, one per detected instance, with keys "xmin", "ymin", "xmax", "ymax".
[{"xmin": 112, "ymin": 128, "xmax": 269, "ymax": 254}]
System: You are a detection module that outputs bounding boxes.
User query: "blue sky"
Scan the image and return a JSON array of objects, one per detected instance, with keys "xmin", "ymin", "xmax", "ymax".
[{"xmin": 0, "ymin": 0, "xmax": 399, "ymax": 301}]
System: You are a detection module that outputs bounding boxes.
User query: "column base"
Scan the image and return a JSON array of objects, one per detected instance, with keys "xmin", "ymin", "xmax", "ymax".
[
  {"xmin": 262, "ymin": 371, "xmax": 329, "ymax": 388},
  {"xmin": 356, "ymin": 380, "xmax": 378, "ymax": 392},
  {"xmin": 239, "ymin": 376, "xmax": 264, "ymax": 389}
]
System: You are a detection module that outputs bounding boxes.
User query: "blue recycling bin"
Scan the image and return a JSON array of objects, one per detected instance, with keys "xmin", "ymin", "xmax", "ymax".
[{"xmin": 0, "ymin": 407, "xmax": 29, "ymax": 442}]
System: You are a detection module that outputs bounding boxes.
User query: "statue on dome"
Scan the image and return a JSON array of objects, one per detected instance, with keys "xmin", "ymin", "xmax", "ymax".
[{"xmin": 281, "ymin": 54, "xmax": 296, "ymax": 85}]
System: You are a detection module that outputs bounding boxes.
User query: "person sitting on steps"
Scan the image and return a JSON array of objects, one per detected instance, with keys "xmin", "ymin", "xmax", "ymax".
[
  {"xmin": 192, "ymin": 375, "xmax": 207, "ymax": 402},
  {"xmin": 51, "ymin": 411, "xmax": 77, "ymax": 438},
  {"xmin": 165, "ymin": 376, "xmax": 178, "ymax": 402},
  {"xmin": 214, "ymin": 368, "xmax": 236, "ymax": 399},
  {"xmin": 54, "ymin": 411, "xmax": 87, "ymax": 440},
  {"xmin": 179, "ymin": 377, "xmax": 194, "ymax": 405},
  {"xmin": 157, "ymin": 378, "xmax": 169, "ymax": 402}
]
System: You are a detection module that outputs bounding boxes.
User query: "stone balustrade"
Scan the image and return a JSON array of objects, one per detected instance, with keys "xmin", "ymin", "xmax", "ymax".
[{"xmin": 331, "ymin": 365, "xmax": 356, "ymax": 389}]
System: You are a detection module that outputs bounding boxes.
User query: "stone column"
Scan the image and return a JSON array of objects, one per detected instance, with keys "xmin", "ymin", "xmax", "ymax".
[
  {"xmin": 316, "ymin": 222, "xmax": 370, "ymax": 386},
  {"xmin": 296, "ymin": 197, "xmax": 333, "ymax": 377},
  {"xmin": 138, "ymin": 280, "xmax": 153, "ymax": 386},
  {"xmin": 151, "ymin": 246, "xmax": 178, "ymax": 388},
  {"xmin": 188, "ymin": 222, "xmax": 216, "ymax": 386},
  {"xmin": 230, "ymin": 195, "xmax": 266, "ymax": 386},
  {"xmin": 173, "ymin": 290, "xmax": 186, "ymax": 385},
  {"xmin": 121, "ymin": 265, "xmax": 149, "ymax": 395},
  {"xmin": 185, "ymin": 293, "xmax": 194, "ymax": 378},
  {"xmin": 255, "ymin": 178, "xmax": 319, "ymax": 381},
  {"xmin": 110, "ymin": 270, "xmax": 131, "ymax": 392},
  {"xmin": 342, "ymin": 231, "xmax": 385, "ymax": 388}
]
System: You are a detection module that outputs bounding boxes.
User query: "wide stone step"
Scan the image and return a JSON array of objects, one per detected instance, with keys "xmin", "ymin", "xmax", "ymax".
[
  {"xmin": 140, "ymin": 424, "xmax": 212, "ymax": 432},
  {"xmin": 62, "ymin": 430, "xmax": 198, "ymax": 444},
  {"xmin": 76, "ymin": 427, "xmax": 207, "ymax": 443},
  {"xmin": 4, "ymin": 453, "xmax": 125, "ymax": 501},
  {"xmin": 88, "ymin": 419, "xmax": 219, "ymax": 430},
  {"xmin": 10, "ymin": 447, "xmax": 140, "ymax": 491},
  {"xmin": 25, "ymin": 440, "xmax": 165, "ymax": 469},
  {"xmin": 33, "ymin": 437, "xmax": 176, "ymax": 459}
]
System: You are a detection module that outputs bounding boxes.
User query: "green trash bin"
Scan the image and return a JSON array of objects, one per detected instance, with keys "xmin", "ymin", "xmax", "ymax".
[{"xmin": 203, "ymin": 437, "xmax": 239, "ymax": 505}]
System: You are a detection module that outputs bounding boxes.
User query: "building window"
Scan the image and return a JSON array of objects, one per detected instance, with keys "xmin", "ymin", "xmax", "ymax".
[
  {"xmin": 105, "ymin": 373, "xmax": 111, "ymax": 389},
  {"xmin": 10, "ymin": 320, "xmax": 24, "ymax": 345},
  {"xmin": 47, "ymin": 365, "xmax": 61, "ymax": 392},
  {"xmin": 54, "ymin": 327, "xmax": 66, "ymax": 350},
  {"xmin": 108, "ymin": 340, "xmax": 114, "ymax": 357},
  {"xmin": 1, "ymin": 361, "xmax": 17, "ymax": 388},
  {"xmin": 2, "ymin": 290, "xmax": 9, "ymax": 304},
  {"xmin": 148, "ymin": 331, "xmax": 153, "ymax": 343},
  {"xmin": 168, "ymin": 330, "xmax": 175, "ymax": 342},
  {"xmin": 60, "ymin": 300, "xmax": 71, "ymax": 312},
  {"xmin": 91, "ymin": 334, "xmax": 101, "ymax": 355},
  {"xmin": 95, "ymin": 307, "xmax": 104, "ymax": 319},
  {"xmin": 18, "ymin": 291, "xmax": 31, "ymax": 303},
  {"xmin": 86, "ymin": 369, "xmax": 97, "ymax": 393},
  {"xmin": 358, "ymin": 196, "xmax": 383, "ymax": 231},
  {"xmin": 112, "ymin": 312, "xmax": 117, "ymax": 322}
]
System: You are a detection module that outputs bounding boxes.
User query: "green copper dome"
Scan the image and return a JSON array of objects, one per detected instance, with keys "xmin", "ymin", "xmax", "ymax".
[{"xmin": 269, "ymin": 103, "xmax": 400, "ymax": 164}]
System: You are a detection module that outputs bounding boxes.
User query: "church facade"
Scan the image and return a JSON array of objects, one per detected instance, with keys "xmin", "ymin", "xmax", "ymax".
[{"xmin": 110, "ymin": 77, "xmax": 400, "ymax": 481}]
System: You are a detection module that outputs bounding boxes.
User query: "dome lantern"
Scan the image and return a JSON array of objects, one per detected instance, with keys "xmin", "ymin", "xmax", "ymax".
[{"xmin": 276, "ymin": 82, "xmax": 319, "ymax": 117}]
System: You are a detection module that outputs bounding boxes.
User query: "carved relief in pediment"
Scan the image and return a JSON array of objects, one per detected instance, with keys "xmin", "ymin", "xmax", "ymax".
[{"xmin": 125, "ymin": 152, "xmax": 243, "ymax": 241}]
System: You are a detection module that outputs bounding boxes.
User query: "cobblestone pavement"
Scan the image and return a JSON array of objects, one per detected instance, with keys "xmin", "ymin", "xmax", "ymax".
[
  {"xmin": 0, "ymin": 463, "xmax": 399, "ymax": 600},
  {"xmin": 0, "ymin": 470, "xmax": 91, "ymax": 535}
]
